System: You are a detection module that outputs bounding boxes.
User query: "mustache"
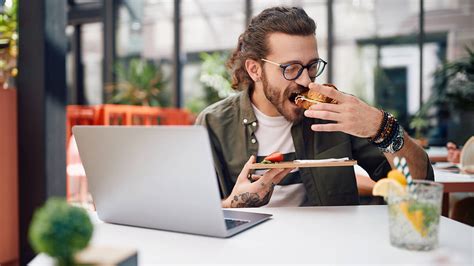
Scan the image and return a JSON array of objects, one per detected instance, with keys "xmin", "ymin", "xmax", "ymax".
[{"xmin": 285, "ymin": 84, "xmax": 309, "ymax": 97}]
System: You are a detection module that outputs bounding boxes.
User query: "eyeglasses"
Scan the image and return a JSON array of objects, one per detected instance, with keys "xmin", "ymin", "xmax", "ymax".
[{"xmin": 261, "ymin": 58, "xmax": 327, "ymax": 81}]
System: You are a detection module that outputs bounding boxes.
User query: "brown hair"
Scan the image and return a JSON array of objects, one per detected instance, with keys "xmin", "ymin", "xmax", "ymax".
[{"xmin": 227, "ymin": 6, "xmax": 316, "ymax": 90}]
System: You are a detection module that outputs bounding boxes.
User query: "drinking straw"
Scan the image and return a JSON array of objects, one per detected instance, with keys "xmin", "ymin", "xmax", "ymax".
[{"xmin": 400, "ymin": 157, "xmax": 414, "ymax": 187}]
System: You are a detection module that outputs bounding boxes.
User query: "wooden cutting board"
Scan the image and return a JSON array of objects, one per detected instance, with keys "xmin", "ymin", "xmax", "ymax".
[{"xmin": 249, "ymin": 160, "xmax": 357, "ymax": 169}]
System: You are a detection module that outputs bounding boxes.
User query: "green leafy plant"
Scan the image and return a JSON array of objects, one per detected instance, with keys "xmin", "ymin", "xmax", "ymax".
[
  {"xmin": 199, "ymin": 52, "xmax": 233, "ymax": 98},
  {"xmin": 433, "ymin": 46, "xmax": 474, "ymax": 111},
  {"xmin": 186, "ymin": 52, "xmax": 234, "ymax": 114},
  {"xmin": 106, "ymin": 58, "xmax": 169, "ymax": 106},
  {"xmin": 29, "ymin": 198, "xmax": 93, "ymax": 266},
  {"xmin": 409, "ymin": 116, "xmax": 429, "ymax": 139},
  {"xmin": 408, "ymin": 46, "xmax": 474, "ymax": 141},
  {"xmin": 0, "ymin": 0, "xmax": 18, "ymax": 89},
  {"xmin": 409, "ymin": 95, "xmax": 437, "ymax": 139}
]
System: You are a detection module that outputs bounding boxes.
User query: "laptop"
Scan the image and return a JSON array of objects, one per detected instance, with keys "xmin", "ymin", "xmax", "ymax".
[{"xmin": 73, "ymin": 126, "xmax": 272, "ymax": 238}]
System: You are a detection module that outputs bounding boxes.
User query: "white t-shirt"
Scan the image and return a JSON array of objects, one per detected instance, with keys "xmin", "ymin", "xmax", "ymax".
[{"xmin": 252, "ymin": 104, "xmax": 307, "ymax": 207}]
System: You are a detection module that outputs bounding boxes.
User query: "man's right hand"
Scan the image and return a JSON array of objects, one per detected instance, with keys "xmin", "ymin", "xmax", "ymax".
[{"xmin": 222, "ymin": 156, "xmax": 294, "ymax": 208}]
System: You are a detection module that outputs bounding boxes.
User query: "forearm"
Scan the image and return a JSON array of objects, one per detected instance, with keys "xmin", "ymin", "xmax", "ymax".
[
  {"xmin": 355, "ymin": 174, "xmax": 376, "ymax": 196},
  {"xmin": 383, "ymin": 132, "xmax": 429, "ymax": 180},
  {"xmin": 221, "ymin": 198, "xmax": 231, "ymax": 208}
]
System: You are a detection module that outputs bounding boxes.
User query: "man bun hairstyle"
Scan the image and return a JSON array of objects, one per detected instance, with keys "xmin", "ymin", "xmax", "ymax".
[{"xmin": 227, "ymin": 6, "xmax": 316, "ymax": 90}]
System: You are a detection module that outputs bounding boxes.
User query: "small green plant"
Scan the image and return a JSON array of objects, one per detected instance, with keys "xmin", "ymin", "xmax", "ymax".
[
  {"xmin": 409, "ymin": 116, "xmax": 430, "ymax": 139},
  {"xmin": 29, "ymin": 198, "xmax": 93, "ymax": 266},
  {"xmin": 106, "ymin": 58, "xmax": 169, "ymax": 106},
  {"xmin": 409, "ymin": 95, "xmax": 437, "ymax": 139}
]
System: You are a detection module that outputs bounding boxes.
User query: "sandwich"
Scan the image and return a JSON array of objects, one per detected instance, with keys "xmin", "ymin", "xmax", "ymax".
[{"xmin": 294, "ymin": 83, "xmax": 339, "ymax": 109}]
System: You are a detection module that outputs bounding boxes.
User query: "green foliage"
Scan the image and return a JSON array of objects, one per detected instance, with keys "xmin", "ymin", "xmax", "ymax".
[
  {"xmin": 408, "ymin": 46, "xmax": 474, "ymax": 139},
  {"xmin": 29, "ymin": 198, "xmax": 93, "ymax": 266},
  {"xmin": 186, "ymin": 52, "xmax": 234, "ymax": 114},
  {"xmin": 0, "ymin": 0, "xmax": 17, "ymax": 45},
  {"xmin": 433, "ymin": 46, "xmax": 474, "ymax": 111},
  {"xmin": 199, "ymin": 52, "xmax": 233, "ymax": 98},
  {"xmin": 0, "ymin": 0, "xmax": 18, "ymax": 88},
  {"xmin": 409, "ymin": 116, "xmax": 430, "ymax": 139},
  {"xmin": 106, "ymin": 58, "xmax": 169, "ymax": 107},
  {"xmin": 409, "ymin": 95, "xmax": 437, "ymax": 139}
]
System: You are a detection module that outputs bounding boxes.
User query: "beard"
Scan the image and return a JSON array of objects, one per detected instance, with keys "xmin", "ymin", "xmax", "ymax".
[{"xmin": 261, "ymin": 72, "xmax": 306, "ymax": 123}]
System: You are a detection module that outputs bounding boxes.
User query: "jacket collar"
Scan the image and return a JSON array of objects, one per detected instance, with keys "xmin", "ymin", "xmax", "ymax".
[{"xmin": 238, "ymin": 87, "xmax": 258, "ymax": 126}]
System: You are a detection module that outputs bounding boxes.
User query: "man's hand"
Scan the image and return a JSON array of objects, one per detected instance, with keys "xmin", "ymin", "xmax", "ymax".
[
  {"xmin": 222, "ymin": 156, "xmax": 294, "ymax": 208},
  {"xmin": 303, "ymin": 83, "xmax": 430, "ymax": 180},
  {"xmin": 303, "ymin": 83, "xmax": 383, "ymax": 138}
]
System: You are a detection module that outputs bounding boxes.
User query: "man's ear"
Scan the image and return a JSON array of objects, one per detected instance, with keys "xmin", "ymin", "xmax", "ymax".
[{"xmin": 245, "ymin": 59, "xmax": 262, "ymax": 82}]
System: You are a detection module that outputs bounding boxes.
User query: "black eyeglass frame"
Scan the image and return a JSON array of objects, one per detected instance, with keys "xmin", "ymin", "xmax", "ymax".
[{"xmin": 261, "ymin": 58, "xmax": 328, "ymax": 81}]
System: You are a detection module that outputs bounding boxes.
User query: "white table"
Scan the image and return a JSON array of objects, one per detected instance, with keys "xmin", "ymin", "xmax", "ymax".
[
  {"xmin": 30, "ymin": 206, "xmax": 474, "ymax": 265},
  {"xmin": 426, "ymin": 147, "xmax": 448, "ymax": 162},
  {"xmin": 434, "ymin": 169, "xmax": 474, "ymax": 216},
  {"xmin": 29, "ymin": 206, "xmax": 473, "ymax": 265}
]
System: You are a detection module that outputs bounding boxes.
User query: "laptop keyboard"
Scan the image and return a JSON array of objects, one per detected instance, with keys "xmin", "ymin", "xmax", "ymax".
[{"xmin": 225, "ymin": 218, "xmax": 249, "ymax": 230}]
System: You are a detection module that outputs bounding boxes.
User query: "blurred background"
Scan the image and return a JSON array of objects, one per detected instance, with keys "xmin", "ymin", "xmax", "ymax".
[
  {"xmin": 67, "ymin": 0, "xmax": 474, "ymax": 143},
  {"xmin": 0, "ymin": 0, "xmax": 473, "ymax": 265}
]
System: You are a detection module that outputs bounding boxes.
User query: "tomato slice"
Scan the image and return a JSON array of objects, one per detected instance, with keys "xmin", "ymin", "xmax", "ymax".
[{"xmin": 263, "ymin": 152, "xmax": 284, "ymax": 163}]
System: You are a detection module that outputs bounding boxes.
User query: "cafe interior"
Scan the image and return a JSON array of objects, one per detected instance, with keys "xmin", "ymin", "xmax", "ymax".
[{"xmin": 0, "ymin": 0, "xmax": 473, "ymax": 265}]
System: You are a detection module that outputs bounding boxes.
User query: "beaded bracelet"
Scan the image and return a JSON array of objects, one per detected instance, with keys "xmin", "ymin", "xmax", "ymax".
[
  {"xmin": 368, "ymin": 110, "xmax": 388, "ymax": 143},
  {"xmin": 376, "ymin": 115, "xmax": 395, "ymax": 144},
  {"xmin": 377, "ymin": 119, "xmax": 400, "ymax": 149},
  {"xmin": 368, "ymin": 110, "xmax": 401, "ymax": 149}
]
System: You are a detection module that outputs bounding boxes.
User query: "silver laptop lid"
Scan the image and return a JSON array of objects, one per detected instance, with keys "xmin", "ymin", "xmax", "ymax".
[{"xmin": 73, "ymin": 126, "xmax": 228, "ymax": 237}]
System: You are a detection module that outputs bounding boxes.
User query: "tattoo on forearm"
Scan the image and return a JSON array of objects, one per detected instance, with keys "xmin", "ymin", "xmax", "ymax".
[{"xmin": 230, "ymin": 184, "xmax": 276, "ymax": 208}]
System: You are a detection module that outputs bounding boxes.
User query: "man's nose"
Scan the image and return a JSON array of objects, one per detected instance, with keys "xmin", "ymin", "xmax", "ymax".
[{"xmin": 294, "ymin": 68, "xmax": 312, "ymax": 87}]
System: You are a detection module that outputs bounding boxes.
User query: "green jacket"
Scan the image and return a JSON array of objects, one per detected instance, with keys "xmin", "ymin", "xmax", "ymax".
[{"xmin": 196, "ymin": 89, "xmax": 434, "ymax": 206}]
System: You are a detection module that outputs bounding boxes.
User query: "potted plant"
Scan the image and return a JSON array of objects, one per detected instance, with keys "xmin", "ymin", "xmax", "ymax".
[
  {"xmin": 105, "ymin": 58, "xmax": 169, "ymax": 107},
  {"xmin": 0, "ymin": 1, "xmax": 18, "ymax": 264},
  {"xmin": 29, "ymin": 198, "xmax": 93, "ymax": 266},
  {"xmin": 408, "ymin": 94, "xmax": 438, "ymax": 147},
  {"xmin": 432, "ymin": 46, "xmax": 474, "ymax": 144}
]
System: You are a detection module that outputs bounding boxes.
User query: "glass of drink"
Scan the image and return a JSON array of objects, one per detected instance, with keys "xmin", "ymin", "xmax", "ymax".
[{"xmin": 387, "ymin": 180, "xmax": 443, "ymax": 251}]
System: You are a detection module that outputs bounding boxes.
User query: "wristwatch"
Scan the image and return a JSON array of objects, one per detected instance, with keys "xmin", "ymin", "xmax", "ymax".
[{"xmin": 380, "ymin": 124, "xmax": 405, "ymax": 154}]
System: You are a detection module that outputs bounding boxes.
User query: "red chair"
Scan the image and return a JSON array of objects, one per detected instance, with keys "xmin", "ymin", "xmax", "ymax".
[
  {"xmin": 96, "ymin": 104, "xmax": 131, "ymax": 125},
  {"xmin": 159, "ymin": 108, "xmax": 194, "ymax": 125},
  {"xmin": 66, "ymin": 105, "xmax": 99, "ymax": 146},
  {"xmin": 128, "ymin": 105, "xmax": 162, "ymax": 125}
]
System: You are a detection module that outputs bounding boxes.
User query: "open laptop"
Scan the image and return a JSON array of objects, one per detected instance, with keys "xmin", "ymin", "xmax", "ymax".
[{"xmin": 73, "ymin": 126, "xmax": 272, "ymax": 238}]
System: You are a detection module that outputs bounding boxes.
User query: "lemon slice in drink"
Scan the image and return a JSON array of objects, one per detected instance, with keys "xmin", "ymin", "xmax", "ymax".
[
  {"xmin": 387, "ymin": 170, "xmax": 407, "ymax": 186},
  {"xmin": 372, "ymin": 178, "xmax": 406, "ymax": 197},
  {"xmin": 399, "ymin": 202, "xmax": 427, "ymax": 237}
]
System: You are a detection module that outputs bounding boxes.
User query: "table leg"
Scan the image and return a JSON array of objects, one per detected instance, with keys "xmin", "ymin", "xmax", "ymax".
[{"xmin": 442, "ymin": 193, "xmax": 450, "ymax": 217}]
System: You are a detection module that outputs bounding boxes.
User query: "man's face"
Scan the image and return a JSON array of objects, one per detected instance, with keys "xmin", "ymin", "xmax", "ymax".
[{"xmin": 260, "ymin": 33, "xmax": 319, "ymax": 122}]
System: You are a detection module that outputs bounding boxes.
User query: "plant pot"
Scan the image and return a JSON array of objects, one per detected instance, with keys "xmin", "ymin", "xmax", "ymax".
[
  {"xmin": 414, "ymin": 138, "xmax": 429, "ymax": 148},
  {"xmin": 0, "ymin": 89, "xmax": 18, "ymax": 264}
]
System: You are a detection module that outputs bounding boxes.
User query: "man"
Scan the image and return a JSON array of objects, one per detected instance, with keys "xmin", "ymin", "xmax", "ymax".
[{"xmin": 196, "ymin": 6, "xmax": 433, "ymax": 208}]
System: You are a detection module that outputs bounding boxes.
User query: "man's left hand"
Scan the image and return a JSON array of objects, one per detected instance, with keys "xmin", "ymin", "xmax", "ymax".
[{"xmin": 303, "ymin": 83, "xmax": 383, "ymax": 138}]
